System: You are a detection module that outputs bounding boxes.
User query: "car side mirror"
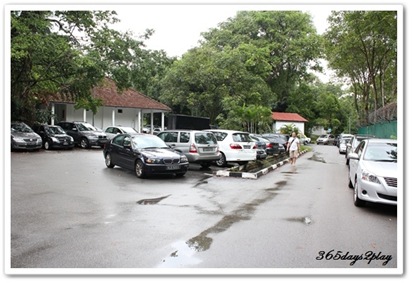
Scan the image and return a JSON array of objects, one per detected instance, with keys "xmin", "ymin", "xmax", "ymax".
[{"xmin": 347, "ymin": 152, "xmax": 359, "ymax": 160}]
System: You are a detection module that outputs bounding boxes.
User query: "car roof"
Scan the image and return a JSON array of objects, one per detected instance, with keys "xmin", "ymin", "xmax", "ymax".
[
  {"xmin": 158, "ymin": 129, "xmax": 209, "ymax": 132},
  {"xmin": 366, "ymin": 138, "xmax": 397, "ymax": 144},
  {"xmin": 206, "ymin": 129, "xmax": 250, "ymax": 134}
]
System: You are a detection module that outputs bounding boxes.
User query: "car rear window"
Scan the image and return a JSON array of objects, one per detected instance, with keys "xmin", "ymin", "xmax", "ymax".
[
  {"xmin": 232, "ymin": 133, "xmax": 252, "ymax": 142},
  {"xmin": 195, "ymin": 133, "xmax": 217, "ymax": 144}
]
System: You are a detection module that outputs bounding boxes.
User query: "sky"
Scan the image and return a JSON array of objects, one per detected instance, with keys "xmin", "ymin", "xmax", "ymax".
[{"xmin": 113, "ymin": 4, "xmax": 333, "ymax": 58}]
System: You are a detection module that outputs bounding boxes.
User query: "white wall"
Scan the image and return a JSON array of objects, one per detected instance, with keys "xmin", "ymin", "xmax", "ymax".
[
  {"xmin": 64, "ymin": 105, "xmax": 139, "ymax": 130},
  {"xmin": 273, "ymin": 121, "xmax": 305, "ymax": 134}
]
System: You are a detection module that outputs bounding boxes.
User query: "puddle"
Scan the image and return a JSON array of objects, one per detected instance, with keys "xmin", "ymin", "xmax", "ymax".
[
  {"xmin": 308, "ymin": 153, "xmax": 326, "ymax": 163},
  {"xmin": 286, "ymin": 216, "xmax": 313, "ymax": 225},
  {"xmin": 158, "ymin": 241, "xmax": 202, "ymax": 268},
  {"xmin": 136, "ymin": 194, "xmax": 171, "ymax": 205},
  {"xmin": 193, "ymin": 175, "xmax": 212, "ymax": 188}
]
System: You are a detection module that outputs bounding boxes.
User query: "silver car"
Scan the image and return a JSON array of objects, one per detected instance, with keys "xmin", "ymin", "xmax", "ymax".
[
  {"xmin": 104, "ymin": 126, "xmax": 138, "ymax": 140},
  {"xmin": 348, "ymin": 139, "xmax": 397, "ymax": 207},
  {"xmin": 157, "ymin": 130, "xmax": 220, "ymax": 168},
  {"xmin": 11, "ymin": 122, "xmax": 42, "ymax": 151}
]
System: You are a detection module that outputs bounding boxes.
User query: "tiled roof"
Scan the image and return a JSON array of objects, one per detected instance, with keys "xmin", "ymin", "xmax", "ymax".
[
  {"xmin": 272, "ymin": 112, "xmax": 308, "ymax": 122},
  {"xmin": 50, "ymin": 78, "xmax": 171, "ymax": 111}
]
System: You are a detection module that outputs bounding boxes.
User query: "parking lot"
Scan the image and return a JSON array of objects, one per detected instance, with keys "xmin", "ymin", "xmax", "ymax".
[{"xmin": 9, "ymin": 145, "xmax": 398, "ymax": 270}]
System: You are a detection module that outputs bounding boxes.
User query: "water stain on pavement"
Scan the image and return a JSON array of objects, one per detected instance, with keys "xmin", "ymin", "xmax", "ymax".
[
  {"xmin": 136, "ymin": 194, "xmax": 171, "ymax": 205},
  {"xmin": 286, "ymin": 216, "xmax": 313, "ymax": 225},
  {"xmin": 160, "ymin": 181, "xmax": 288, "ymax": 266},
  {"xmin": 308, "ymin": 152, "xmax": 326, "ymax": 163}
]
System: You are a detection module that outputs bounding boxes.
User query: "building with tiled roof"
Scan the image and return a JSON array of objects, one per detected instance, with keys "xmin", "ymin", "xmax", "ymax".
[
  {"xmin": 49, "ymin": 78, "xmax": 171, "ymax": 132},
  {"xmin": 271, "ymin": 112, "xmax": 308, "ymax": 134}
]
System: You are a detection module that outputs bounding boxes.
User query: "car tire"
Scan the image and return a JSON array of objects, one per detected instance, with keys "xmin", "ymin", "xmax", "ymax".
[
  {"xmin": 215, "ymin": 152, "xmax": 227, "ymax": 167},
  {"xmin": 80, "ymin": 138, "xmax": 89, "ymax": 149},
  {"xmin": 44, "ymin": 140, "xmax": 51, "ymax": 150},
  {"xmin": 348, "ymin": 175, "xmax": 354, "ymax": 188},
  {"xmin": 105, "ymin": 153, "xmax": 115, "ymax": 168},
  {"xmin": 135, "ymin": 160, "xmax": 146, "ymax": 178},
  {"xmin": 353, "ymin": 178, "xmax": 366, "ymax": 207}
]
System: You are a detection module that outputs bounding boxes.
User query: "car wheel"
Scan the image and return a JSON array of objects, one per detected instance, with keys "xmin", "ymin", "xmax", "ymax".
[
  {"xmin": 215, "ymin": 152, "xmax": 227, "ymax": 167},
  {"xmin": 135, "ymin": 160, "xmax": 146, "ymax": 178},
  {"xmin": 44, "ymin": 140, "xmax": 51, "ymax": 150},
  {"xmin": 105, "ymin": 153, "xmax": 115, "ymax": 168},
  {"xmin": 80, "ymin": 138, "xmax": 89, "ymax": 149},
  {"xmin": 353, "ymin": 178, "xmax": 366, "ymax": 207},
  {"xmin": 348, "ymin": 174, "xmax": 354, "ymax": 188}
]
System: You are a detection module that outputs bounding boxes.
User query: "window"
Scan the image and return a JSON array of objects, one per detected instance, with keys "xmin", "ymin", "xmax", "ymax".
[
  {"xmin": 195, "ymin": 133, "xmax": 217, "ymax": 144},
  {"xmin": 112, "ymin": 135, "xmax": 125, "ymax": 146},
  {"xmin": 179, "ymin": 132, "xmax": 190, "ymax": 143},
  {"xmin": 123, "ymin": 136, "xmax": 131, "ymax": 147},
  {"xmin": 106, "ymin": 127, "xmax": 114, "ymax": 134},
  {"xmin": 233, "ymin": 133, "xmax": 252, "ymax": 142},
  {"xmin": 164, "ymin": 132, "xmax": 178, "ymax": 143},
  {"xmin": 212, "ymin": 132, "xmax": 227, "ymax": 142}
]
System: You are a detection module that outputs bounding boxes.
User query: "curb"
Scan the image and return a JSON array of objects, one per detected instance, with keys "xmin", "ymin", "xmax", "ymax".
[{"xmin": 216, "ymin": 149, "xmax": 309, "ymax": 179}]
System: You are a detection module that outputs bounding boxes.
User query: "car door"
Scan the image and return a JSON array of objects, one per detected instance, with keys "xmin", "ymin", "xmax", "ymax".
[
  {"xmin": 110, "ymin": 135, "xmax": 125, "ymax": 166},
  {"xmin": 349, "ymin": 141, "xmax": 366, "ymax": 184},
  {"xmin": 117, "ymin": 135, "xmax": 136, "ymax": 170}
]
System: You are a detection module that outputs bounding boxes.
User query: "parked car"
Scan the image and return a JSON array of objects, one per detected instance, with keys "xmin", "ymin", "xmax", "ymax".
[
  {"xmin": 338, "ymin": 136, "xmax": 353, "ymax": 154},
  {"xmin": 250, "ymin": 134, "xmax": 279, "ymax": 156},
  {"xmin": 32, "ymin": 124, "xmax": 74, "ymax": 150},
  {"xmin": 157, "ymin": 130, "xmax": 221, "ymax": 168},
  {"xmin": 11, "ymin": 122, "xmax": 42, "ymax": 151},
  {"xmin": 345, "ymin": 134, "xmax": 375, "ymax": 165},
  {"xmin": 104, "ymin": 126, "xmax": 138, "ymax": 140},
  {"xmin": 249, "ymin": 134, "xmax": 268, "ymax": 160},
  {"xmin": 299, "ymin": 134, "xmax": 311, "ymax": 145},
  {"xmin": 335, "ymin": 134, "xmax": 353, "ymax": 147},
  {"xmin": 205, "ymin": 129, "xmax": 256, "ymax": 167},
  {"xmin": 142, "ymin": 125, "xmax": 161, "ymax": 134},
  {"xmin": 347, "ymin": 139, "xmax": 397, "ymax": 207},
  {"xmin": 316, "ymin": 134, "xmax": 335, "ymax": 145},
  {"xmin": 57, "ymin": 121, "xmax": 108, "ymax": 149},
  {"xmin": 103, "ymin": 133, "xmax": 189, "ymax": 178},
  {"xmin": 262, "ymin": 133, "xmax": 288, "ymax": 152}
]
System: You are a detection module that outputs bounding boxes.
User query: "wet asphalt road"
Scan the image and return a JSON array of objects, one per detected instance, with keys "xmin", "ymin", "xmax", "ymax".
[{"xmin": 9, "ymin": 145, "xmax": 397, "ymax": 271}]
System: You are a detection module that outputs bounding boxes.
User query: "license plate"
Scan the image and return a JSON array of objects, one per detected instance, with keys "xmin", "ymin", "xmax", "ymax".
[
  {"xmin": 243, "ymin": 145, "xmax": 251, "ymax": 149},
  {"xmin": 63, "ymin": 142, "xmax": 68, "ymax": 145},
  {"xmin": 203, "ymin": 147, "xmax": 214, "ymax": 152},
  {"xmin": 166, "ymin": 165, "xmax": 180, "ymax": 170}
]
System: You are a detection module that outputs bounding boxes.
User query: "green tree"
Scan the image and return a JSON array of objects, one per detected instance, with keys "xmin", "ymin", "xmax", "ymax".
[
  {"xmin": 10, "ymin": 10, "xmax": 149, "ymax": 124},
  {"xmin": 324, "ymin": 11, "xmax": 397, "ymax": 125}
]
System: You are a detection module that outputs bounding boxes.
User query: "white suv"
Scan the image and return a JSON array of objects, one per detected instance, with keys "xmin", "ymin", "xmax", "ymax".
[
  {"xmin": 316, "ymin": 134, "xmax": 335, "ymax": 145},
  {"xmin": 205, "ymin": 129, "xmax": 256, "ymax": 167}
]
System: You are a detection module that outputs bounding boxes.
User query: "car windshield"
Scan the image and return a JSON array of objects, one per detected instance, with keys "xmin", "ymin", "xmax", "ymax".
[
  {"xmin": 11, "ymin": 123, "xmax": 33, "ymax": 133},
  {"xmin": 46, "ymin": 126, "xmax": 66, "ymax": 135},
  {"xmin": 195, "ymin": 133, "xmax": 217, "ymax": 144},
  {"xmin": 363, "ymin": 143, "xmax": 397, "ymax": 162},
  {"xmin": 131, "ymin": 135, "xmax": 168, "ymax": 149},
  {"xmin": 122, "ymin": 127, "xmax": 138, "ymax": 134},
  {"xmin": 77, "ymin": 123, "xmax": 97, "ymax": 131}
]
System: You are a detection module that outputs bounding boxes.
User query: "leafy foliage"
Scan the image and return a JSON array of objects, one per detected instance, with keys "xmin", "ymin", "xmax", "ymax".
[{"xmin": 324, "ymin": 11, "xmax": 397, "ymax": 126}]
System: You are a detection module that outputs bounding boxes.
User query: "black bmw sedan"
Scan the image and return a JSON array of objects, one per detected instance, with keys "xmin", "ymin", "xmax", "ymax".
[{"xmin": 103, "ymin": 133, "xmax": 189, "ymax": 178}]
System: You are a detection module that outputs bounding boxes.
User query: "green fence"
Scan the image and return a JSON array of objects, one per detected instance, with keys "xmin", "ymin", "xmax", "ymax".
[{"xmin": 358, "ymin": 120, "xmax": 397, "ymax": 138}]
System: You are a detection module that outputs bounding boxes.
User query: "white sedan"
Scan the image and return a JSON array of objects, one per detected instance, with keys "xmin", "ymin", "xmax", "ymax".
[
  {"xmin": 104, "ymin": 126, "xmax": 138, "ymax": 140},
  {"xmin": 205, "ymin": 129, "xmax": 256, "ymax": 166},
  {"xmin": 348, "ymin": 139, "xmax": 397, "ymax": 207}
]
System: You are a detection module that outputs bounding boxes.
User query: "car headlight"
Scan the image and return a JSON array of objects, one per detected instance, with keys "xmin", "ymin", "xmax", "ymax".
[
  {"xmin": 361, "ymin": 170, "xmax": 381, "ymax": 184},
  {"xmin": 180, "ymin": 155, "xmax": 188, "ymax": 163},
  {"xmin": 69, "ymin": 136, "xmax": 74, "ymax": 142},
  {"xmin": 12, "ymin": 137, "xmax": 25, "ymax": 142},
  {"xmin": 145, "ymin": 157, "xmax": 162, "ymax": 164},
  {"xmin": 51, "ymin": 137, "xmax": 59, "ymax": 142}
]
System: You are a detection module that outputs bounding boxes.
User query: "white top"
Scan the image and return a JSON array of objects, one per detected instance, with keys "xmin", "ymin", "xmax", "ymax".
[{"xmin": 288, "ymin": 137, "xmax": 300, "ymax": 151}]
